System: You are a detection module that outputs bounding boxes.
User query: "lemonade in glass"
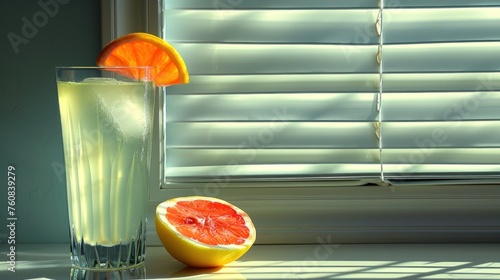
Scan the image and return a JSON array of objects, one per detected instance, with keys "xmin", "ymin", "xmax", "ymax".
[
  {"xmin": 56, "ymin": 66, "xmax": 155, "ymax": 269},
  {"xmin": 56, "ymin": 32, "xmax": 189, "ymax": 272}
]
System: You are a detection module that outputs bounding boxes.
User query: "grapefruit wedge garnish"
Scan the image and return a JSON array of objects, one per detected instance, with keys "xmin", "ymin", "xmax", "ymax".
[
  {"xmin": 96, "ymin": 32, "xmax": 189, "ymax": 86},
  {"xmin": 155, "ymin": 196, "xmax": 256, "ymax": 268}
]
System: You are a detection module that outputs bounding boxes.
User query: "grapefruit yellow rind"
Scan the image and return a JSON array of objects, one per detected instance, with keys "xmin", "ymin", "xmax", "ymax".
[
  {"xmin": 96, "ymin": 32, "xmax": 189, "ymax": 86},
  {"xmin": 155, "ymin": 196, "xmax": 256, "ymax": 268}
]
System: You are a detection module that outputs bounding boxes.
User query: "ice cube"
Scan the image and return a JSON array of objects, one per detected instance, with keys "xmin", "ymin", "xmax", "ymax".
[{"xmin": 90, "ymin": 82, "xmax": 151, "ymax": 140}]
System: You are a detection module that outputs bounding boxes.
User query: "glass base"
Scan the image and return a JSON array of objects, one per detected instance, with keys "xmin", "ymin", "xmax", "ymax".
[
  {"xmin": 70, "ymin": 239, "xmax": 146, "ymax": 269},
  {"xmin": 70, "ymin": 264, "xmax": 146, "ymax": 279},
  {"xmin": 69, "ymin": 219, "xmax": 147, "ymax": 269}
]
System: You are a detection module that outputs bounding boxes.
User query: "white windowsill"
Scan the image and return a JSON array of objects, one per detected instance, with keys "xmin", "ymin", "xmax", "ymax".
[{"xmin": 1, "ymin": 243, "xmax": 499, "ymax": 279}]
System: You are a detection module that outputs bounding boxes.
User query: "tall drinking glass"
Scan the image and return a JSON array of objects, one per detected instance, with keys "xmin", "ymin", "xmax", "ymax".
[{"xmin": 55, "ymin": 66, "xmax": 156, "ymax": 270}]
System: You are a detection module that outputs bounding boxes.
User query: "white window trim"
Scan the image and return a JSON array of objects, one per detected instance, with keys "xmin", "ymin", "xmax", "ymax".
[{"xmin": 101, "ymin": 0, "xmax": 500, "ymax": 246}]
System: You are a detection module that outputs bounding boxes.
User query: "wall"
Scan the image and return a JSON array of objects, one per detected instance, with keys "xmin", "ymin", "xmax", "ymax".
[{"xmin": 0, "ymin": 0, "xmax": 101, "ymax": 243}]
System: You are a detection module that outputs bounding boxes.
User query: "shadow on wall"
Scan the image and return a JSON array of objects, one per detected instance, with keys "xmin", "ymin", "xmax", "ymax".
[{"xmin": 0, "ymin": 0, "xmax": 102, "ymax": 244}]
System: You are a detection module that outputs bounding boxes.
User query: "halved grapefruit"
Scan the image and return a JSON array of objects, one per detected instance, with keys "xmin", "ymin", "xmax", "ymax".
[{"xmin": 155, "ymin": 196, "xmax": 256, "ymax": 268}]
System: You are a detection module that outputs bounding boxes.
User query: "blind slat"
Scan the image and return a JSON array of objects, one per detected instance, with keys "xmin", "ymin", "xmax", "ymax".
[
  {"xmin": 382, "ymin": 92, "xmax": 500, "ymax": 121},
  {"xmin": 384, "ymin": 43, "xmax": 500, "ymax": 73},
  {"xmin": 383, "ymin": 148, "xmax": 500, "ymax": 165},
  {"xmin": 386, "ymin": 0, "xmax": 500, "ymax": 8},
  {"xmin": 166, "ymin": 10, "xmax": 379, "ymax": 44},
  {"xmin": 165, "ymin": 149, "xmax": 379, "ymax": 167},
  {"xmin": 166, "ymin": 93, "xmax": 377, "ymax": 121},
  {"xmin": 382, "ymin": 73, "xmax": 500, "ymax": 92},
  {"xmin": 166, "ymin": 164, "xmax": 381, "ymax": 180},
  {"xmin": 166, "ymin": 122, "xmax": 378, "ymax": 148},
  {"xmin": 176, "ymin": 44, "xmax": 378, "ymax": 75},
  {"xmin": 383, "ymin": 8, "xmax": 500, "ymax": 44},
  {"xmin": 167, "ymin": 74, "xmax": 379, "ymax": 94},
  {"xmin": 165, "ymin": 0, "xmax": 379, "ymax": 10},
  {"xmin": 382, "ymin": 121, "xmax": 500, "ymax": 148}
]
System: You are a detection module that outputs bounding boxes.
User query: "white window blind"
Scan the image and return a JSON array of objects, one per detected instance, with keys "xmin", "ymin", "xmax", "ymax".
[
  {"xmin": 380, "ymin": 1, "xmax": 500, "ymax": 185},
  {"xmin": 159, "ymin": 0, "xmax": 500, "ymax": 188}
]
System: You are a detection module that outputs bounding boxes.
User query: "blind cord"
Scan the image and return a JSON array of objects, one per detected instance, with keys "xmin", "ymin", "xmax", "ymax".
[{"xmin": 376, "ymin": 2, "xmax": 390, "ymax": 186}]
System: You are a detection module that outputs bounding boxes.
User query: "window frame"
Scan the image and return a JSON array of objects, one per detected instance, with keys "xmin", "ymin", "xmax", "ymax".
[{"xmin": 101, "ymin": 0, "xmax": 500, "ymax": 246}]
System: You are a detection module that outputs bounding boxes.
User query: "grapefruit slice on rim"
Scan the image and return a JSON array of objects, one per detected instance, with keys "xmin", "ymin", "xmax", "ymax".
[
  {"xmin": 96, "ymin": 32, "xmax": 189, "ymax": 86},
  {"xmin": 155, "ymin": 196, "xmax": 256, "ymax": 268}
]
